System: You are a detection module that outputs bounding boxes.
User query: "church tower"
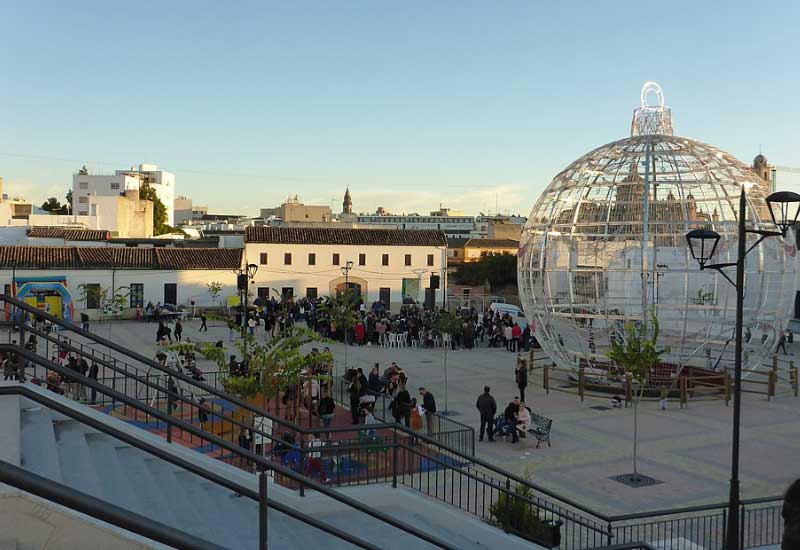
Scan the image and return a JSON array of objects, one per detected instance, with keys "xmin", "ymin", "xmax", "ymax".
[{"xmin": 342, "ymin": 187, "xmax": 353, "ymax": 214}]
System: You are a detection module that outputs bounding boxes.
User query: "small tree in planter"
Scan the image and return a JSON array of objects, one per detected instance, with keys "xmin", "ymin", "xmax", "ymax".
[
  {"xmin": 197, "ymin": 326, "xmax": 332, "ymax": 414},
  {"xmin": 433, "ymin": 310, "xmax": 463, "ymax": 413},
  {"xmin": 206, "ymin": 281, "xmax": 223, "ymax": 308},
  {"xmin": 490, "ymin": 470, "xmax": 561, "ymax": 548},
  {"xmin": 607, "ymin": 309, "xmax": 669, "ymax": 483}
]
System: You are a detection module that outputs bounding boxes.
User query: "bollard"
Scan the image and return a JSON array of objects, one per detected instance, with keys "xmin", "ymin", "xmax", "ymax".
[
  {"xmin": 724, "ymin": 372, "xmax": 731, "ymax": 406},
  {"xmin": 768, "ymin": 370, "xmax": 776, "ymax": 401},
  {"xmin": 680, "ymin": 376, "xmax": 688, "ymax": 409},
  {"xmin": 578, "ymin": 367, "xmax": 585, "ymax": 402},
  {"xmin": 543, "ymin": 364, "xmax": 550, "ymax": 395}
]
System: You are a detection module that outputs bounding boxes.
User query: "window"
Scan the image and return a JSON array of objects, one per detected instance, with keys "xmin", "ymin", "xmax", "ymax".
[
  {"xmin": 453, "ymin": 250, "xmax": 459, "ymax": 257},
  {"xmin": 259, "ymin": 252, "xmax": 268, "ymax": 265},
  {"xmin": 84, "ymin": 283, "xmax": 101, "ymax": 309},
  {"xmin": 308, "ymin": 253, "xmax": 316, "ymax": 266},
  {"xmin": 78, "ymin": 196, "xmax": 88, "ymax": 204},
  {"xmin": 110, "ymin": 182, "xmax": 120, "ymax": 190},
  {"xmin": 332, "ymin": 253, "xmax": 340, "ymax": 265},
  {"xmin": 79, "ymin": 210, "xmax": 88, "ymax": 216},
  {"xmin": 306, "ymin": 287, "xmax": 318, "ymax": 301},
  {"xmin": 358, "ymin": 253, "xmax": 366, "ymax": 266},
  {"xmin": 79, "ymin": 181, "xmax": 88, "ymax": 189},
  {"xmin": 284, "ymin": 253, "xmax": 292, "ymax": 265},
  {"xmin": 382, "ymin": 254, "xmax": 389, "ymax": 266},
  {"xmin": 129, "ymin": 283, "xmax": 144, "ymax": 308},
  {"xmin": 281, "ymin": 287, "xmax": 294, "ymax": 300},
  {"xmin": 404, "ymin": 254, "xmax": 412, "ymax": 266},
  {"xmin": 379, "ymin": 287, "xmax": 391, "ymax": 306},
  {"xmin": 427, "ymin": 254, "xmax": 434, "ymax": 266},
  {"xmin": 257, "ymin": 287, "xmax": 270, "ymax": 299}
]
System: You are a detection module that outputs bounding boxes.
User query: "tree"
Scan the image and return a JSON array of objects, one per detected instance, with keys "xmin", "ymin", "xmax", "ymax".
[
  {"xmin": 77, "ymin": 284, "xmax": 129, "ymax": 333},
  {"xmin": 207, "ymin": 281, "xmax": 223, "ymax": 306},
  {"xmin": 320, "ymin": 290, "xmax": 359, "ymax": 377},
  {"xmin": 606, "ymin": 309, "xmax": 669, "ymax": 481},
  {"xmin": 453, "ymin": 253, "xmax": 517, "ymax": 292},
  {"xmin": 433, "ymin": 310, "xmax": 464, "ymax": 412},
  {"xmin": 65, "ymin": 190, "xmax": 73, "ymax": 214},
  {"xmin": 195, "ymin": 327, "xmax": 332, "ymax": 402},
  {"xmin": 139, "ymin": 182, "xmax": 175, "ymax": 236},
  {"xmin": 41, "ymin": 197, "xmax": 64, "ymax": 214}
]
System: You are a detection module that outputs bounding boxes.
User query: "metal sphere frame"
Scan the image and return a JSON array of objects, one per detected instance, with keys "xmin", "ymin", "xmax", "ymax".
[{"xmin": 518, "ymin": 84, "xmax": 795, "ymax": 388}]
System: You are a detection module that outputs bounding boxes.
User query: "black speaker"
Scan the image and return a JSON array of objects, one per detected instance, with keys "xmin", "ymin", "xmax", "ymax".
[
  {"xmin": 430, "ymin": 274, "xmax": 440, "ymax": 289},
  {"xmin": 237, "ymin": 273, "xmax": 248, "ymax": 291}
]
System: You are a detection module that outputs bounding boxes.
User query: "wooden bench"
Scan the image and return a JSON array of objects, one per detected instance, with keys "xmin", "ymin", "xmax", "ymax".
[{"xmin": 527, "ymin": 413, "xmax": 553, "ymax": 448}]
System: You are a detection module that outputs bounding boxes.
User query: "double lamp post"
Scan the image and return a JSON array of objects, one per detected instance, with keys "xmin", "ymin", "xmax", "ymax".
[
  {"xmin": 685, "ymin": 187, "xmax": 800, "ymax": 550},
  {"xmin": 236, "ymin": 263, "xmax": 259, "ymax": 353}
]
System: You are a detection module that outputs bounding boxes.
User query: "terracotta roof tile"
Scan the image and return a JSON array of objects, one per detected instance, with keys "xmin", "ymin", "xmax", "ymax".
[
  {"xmin": 0, "ymin": 246, "xmax": 242, "ymax": 270},
  {"xmin": 245, "ymin": 226, "xmax": 447, "ymax": 247},
  {"xmin": 27, "ymin": 227, "xmax": 111, "ymax": 241}
]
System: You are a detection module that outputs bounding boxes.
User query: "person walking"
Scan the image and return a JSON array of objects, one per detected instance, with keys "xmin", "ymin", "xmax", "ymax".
[
  {"xmin": 80, "ymin": 312, "xmax": 90, "ymax": 332},
  {"xmin": 199, "ymin": 311, "xmax": 208, "ymax": 332},
  {"xmin": 175, "ymin": 319, "xmax": 183, "ymax": 342},
  {"xmin": 503, "ymin": 324, "xmax": 513, "ymax": 351},
  {"xmin": 392, "ymin": 383, "xmax": 412, "ymax": 427},
  {"xmin": 778, "ymin": 331, "xmax": 788, "ymax": 354},
  {"xmin": 476, "ymin": 386, "xmax": 497, "ymax": 442},
  {"xmin": 419, "ymin": 387, "xmax": 437, "ymax": 435},
  {"xmin": 88, "ymin": 362, "xmax": 99, "ymax": 404},
  {"xmin": 515, "ymin": 357, "xmax": 528, "ymax": 403}
]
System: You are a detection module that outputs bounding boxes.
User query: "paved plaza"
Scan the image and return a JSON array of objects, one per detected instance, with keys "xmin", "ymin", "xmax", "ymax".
[{"xmin": 74, "ymin": 318, "xmax": 800, "ymax": 516}]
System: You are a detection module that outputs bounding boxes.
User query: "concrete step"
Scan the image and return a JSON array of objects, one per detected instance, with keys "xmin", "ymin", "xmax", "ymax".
[
  {"xmin": 18, "ymin": 404, "xmax": 63, "ymax": 484},
  {"xmin": 173, "ymin": 470, "xmax": 244, "ymax": 548},
  {"xmin": 142, "ymin": 457, "xmax": 216, "ymax": 543},
  {"xmin": 0, "ymin": 392, "xmax": 20, "ymax": 468},
  {"xmin": 115, "ymin": 445, "xmax": 181, "ymax": 528},
  {"xmin": 201, "ymin": 481, "xmax": 259, "ymax": 549},
  {"xmin": 83, "ymin": 433, "xmax": 139, "ymax": 511},
  {"xmin": 52, "ymin": 419, "xmax": 105, "ymax": 501}
]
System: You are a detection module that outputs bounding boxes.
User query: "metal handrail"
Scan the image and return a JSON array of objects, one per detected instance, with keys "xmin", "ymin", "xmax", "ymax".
[
  {"xmin": 0, "ymin": 460, "xmax": 225, "ymax": 550},
  {"xmin": 0, "ymin": 383, "xmax": 380, "ymax": 550},
  {"xmin": 2, "ymin": 346, "xmax": 457, "ymax": 550},
  {"xmin": 606, "ymin": 495, "xmax": 784, "ymax": 522},
  {"xmin": 585, "ymin": 544, "xmax": 656, "ymax": 550},
  {"xmin": 5, "ymin": 296, "xmax": 786, "ymax": 547}
]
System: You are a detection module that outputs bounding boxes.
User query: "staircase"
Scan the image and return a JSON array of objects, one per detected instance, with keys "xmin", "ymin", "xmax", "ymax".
[{"xmin": 2, "ymin": 383, "xmax": 540, "ymax": 550}]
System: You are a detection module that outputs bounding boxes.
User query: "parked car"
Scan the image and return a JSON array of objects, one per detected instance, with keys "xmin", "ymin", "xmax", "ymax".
[{"xmin": 488, "ymin": 302, "xmax": 529, "ymax": 330}]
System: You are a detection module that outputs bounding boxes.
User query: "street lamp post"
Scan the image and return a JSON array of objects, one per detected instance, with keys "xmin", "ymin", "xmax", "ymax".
[
  {"xmin": 341, "ymin": 260, "xmax": 354, "ymax": 377},
  {"xmin": 236, "ymin": 263, "xmax": 259, "ymax": 355},
  {"xmin": 685, "ymin": 187, "xmax": 800, "ymax": 550}
]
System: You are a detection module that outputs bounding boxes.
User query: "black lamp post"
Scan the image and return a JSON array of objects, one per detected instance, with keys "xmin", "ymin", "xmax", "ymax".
[
  {"xmin": 340, "ymin": 260, "xmax": 354, "ymax": 377},
  {"xmin": 685, "ymin": 187, "xmax": 800, "ymax": 550},
  {"xmin": 236, "ymin": 263, "xmax": 259, "ymax": 352}
]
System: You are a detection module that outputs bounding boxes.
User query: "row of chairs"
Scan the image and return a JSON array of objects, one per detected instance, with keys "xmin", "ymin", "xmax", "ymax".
[{"xmin": 378, "ymin": 332, "xmax": 451, "ymax": 348}]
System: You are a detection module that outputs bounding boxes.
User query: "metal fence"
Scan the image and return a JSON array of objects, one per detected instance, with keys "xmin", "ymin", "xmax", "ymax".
[{"xmin": 331, "ymin": 376, "xmax": 475, "ymax": 457}]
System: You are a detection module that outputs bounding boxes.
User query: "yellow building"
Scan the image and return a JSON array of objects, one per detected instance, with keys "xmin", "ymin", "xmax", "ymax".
[{"xmin": 462, "ymin": 238, "xmax": 519, "ymax": 262}]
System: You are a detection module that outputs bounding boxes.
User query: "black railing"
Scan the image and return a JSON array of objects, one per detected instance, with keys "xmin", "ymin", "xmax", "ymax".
[
  {"xmin": 331, "ymin": 375, "xmax": 475, "ymax": 456},
  {"xmin": 1, "ymin": 295, "xmax": 788, "ymax": 550},
  {"xmin": 0, "ymin": 460, "xmax": 226, "ymax": 550},
  {"xmin": 1, "ymin": 348, "xmax": 458, "ymax": 550},
  {"xmin": 0, "ymin": 384, "xmax": 381, "ymax": 550}
]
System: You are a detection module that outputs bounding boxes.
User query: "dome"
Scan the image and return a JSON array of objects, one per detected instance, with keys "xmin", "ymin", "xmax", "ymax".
[
  {"xmin": 518, "ymin": 84, "xmax": 795, "ymax": 383},
  {"xmin": 754, "ymin": 153, "xmax": 767, "ymax": 165}
]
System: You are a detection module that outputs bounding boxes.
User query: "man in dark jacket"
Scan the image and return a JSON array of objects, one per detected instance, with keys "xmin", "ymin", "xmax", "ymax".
[
  {"xmin": 419, "ymin": 387, "xmax": 437, "ymax": 435},
  {"xmin": 504, "ymin": 398, "xmax": 520, "ymax": 443},
  {"xmin": 515, "ymin": 359, "xmax": 528, "ymax": 403},
  {"xmin": 476, "ymin": 386, "xmax": 497, "ymax": 442}
]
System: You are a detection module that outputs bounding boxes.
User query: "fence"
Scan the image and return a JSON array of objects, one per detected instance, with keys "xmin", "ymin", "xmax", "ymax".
[{"xmin": 331, "ymin": 376, "xmax": 475, "ymax": 457}]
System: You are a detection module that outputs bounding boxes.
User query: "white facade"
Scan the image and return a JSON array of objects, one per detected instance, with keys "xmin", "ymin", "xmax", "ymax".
[
  {"xmin": 355, "ymin": 213, "xmax": 475, "ymax": 239},
  {"xmin": 244, "ymin": 238, "xmax": 447, "ymax": 311},
  {"xmin": 73, "ymin": 164, "xmax": 175, "ymax": 226}
]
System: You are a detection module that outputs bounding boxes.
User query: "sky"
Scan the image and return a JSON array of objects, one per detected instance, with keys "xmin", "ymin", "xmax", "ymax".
[{"xmin": 2, "ymin": 1, "xmax": 800, "ymax": 217}]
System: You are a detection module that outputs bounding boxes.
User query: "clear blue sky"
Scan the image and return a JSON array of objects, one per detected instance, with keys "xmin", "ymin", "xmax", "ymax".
[{"xmin": 2, "ymin": 1, "xmax": 799, "ymax": 216}]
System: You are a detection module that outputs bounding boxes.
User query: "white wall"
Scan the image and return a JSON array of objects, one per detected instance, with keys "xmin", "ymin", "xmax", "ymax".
[
  {"xmin": 0, "ymin": 268, "xmax": 239, "ymax": 318},
  {"xmin": 245, "ymin": 242, "xmax": 446, "ymax": 310},
  {"xmin": 72, "ymin": 175, "xmax": 139, "ymax": 217}
]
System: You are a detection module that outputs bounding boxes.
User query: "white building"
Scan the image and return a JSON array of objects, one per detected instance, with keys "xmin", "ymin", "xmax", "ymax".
[
  {"xmin": 354, "ymin": 209, "xmax": 475, "ymax": 239},
  {"xmin": 0, "ymin": 246, "xmax": 242, "ymax": 320},
  {"xmin": 73, "ymin": 164, "xmax": 175, "ymax": 226},
  {"xmin": 244, "ymin": 226, "xmax": 447, "ymax": 310}
]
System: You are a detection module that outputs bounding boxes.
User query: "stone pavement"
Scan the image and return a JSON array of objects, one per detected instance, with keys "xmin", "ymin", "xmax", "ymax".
[{"xmin": 69, "ymin": 319, "xmax": 800, "ymax": 516}]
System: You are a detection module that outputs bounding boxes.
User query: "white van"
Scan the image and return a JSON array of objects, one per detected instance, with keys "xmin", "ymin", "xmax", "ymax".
[{"xmin": 488, "ymin": 303, "xmax": 529, "ymax": 330}]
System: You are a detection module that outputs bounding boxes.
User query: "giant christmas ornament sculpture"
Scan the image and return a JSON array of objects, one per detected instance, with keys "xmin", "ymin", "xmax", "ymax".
[{"xmin": 518, "ymin": 83, "xmax": 795, "ymax": 382}]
